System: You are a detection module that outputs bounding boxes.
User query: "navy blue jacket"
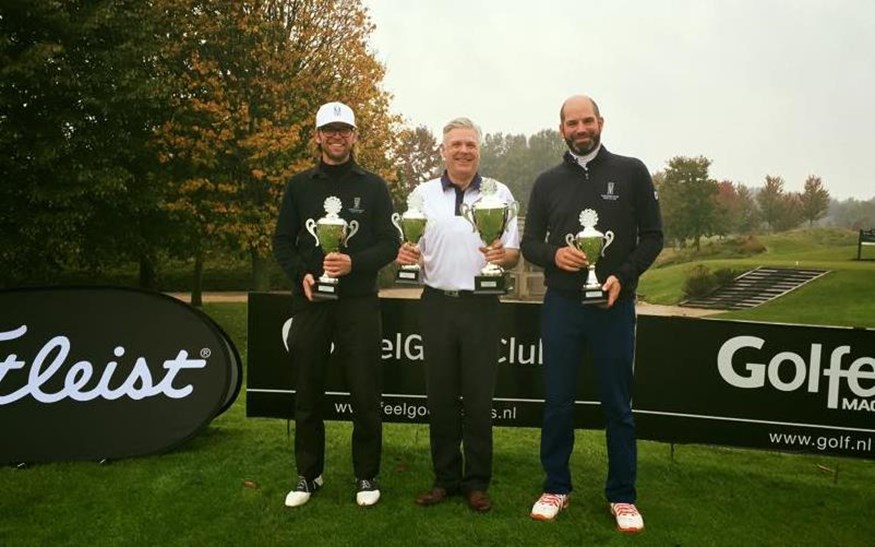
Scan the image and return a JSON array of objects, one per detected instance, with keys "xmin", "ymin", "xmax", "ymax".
[{"xmin": 521, "ymin": 147, "xmax": 664, "ymax": 301}]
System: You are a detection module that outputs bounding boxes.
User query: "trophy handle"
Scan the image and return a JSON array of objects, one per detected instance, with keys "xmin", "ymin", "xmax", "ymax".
[
  {"xmin": 390, "ymin": 213, "xmax": 403, "ymax": 241},
  {"xmin": 344, "ymin": 220, "xmax": 359, "ymax": 246},
  {"xmin": 507, "ymin": 201, "xmax": 519, "ymax": 223},
  {"xmin": 458, "ymin": 203, "xmax": 476, "ymax": 231},
  {"xmin": 305, "ymin": 218, "xmax": 319, "ymax": 247},
  {"xmin": 565, "ymin": 233, "xmax": 576, "ymax": 248},
  {"xmin": 602, "ymin": 230, "xmax": 615, "ymax": 257}
]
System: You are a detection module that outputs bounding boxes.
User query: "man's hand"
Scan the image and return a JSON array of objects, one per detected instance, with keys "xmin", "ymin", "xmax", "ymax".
[
  {"xmin": 396, "ymin": 242, "xmax": 421, "ymax": 266},
  {"xmin": 554, "ymin": 246, "xmax": 588, "ymax": 272},
  {"xmin": 323, "ymin": 252, "xmax": 352, "ymax": 278},
  {"xmin": 302, "ymin": 273, "xmax": 315, "ymax": 301},
  {"xmin": 602, "ymin": 275, "xmax": 621, "ymax": 308},
  {"xmin": 480, "ymin": 239, "xmax": 505, "ymax": 265},
  {"xmin": 479, "ymin": 239, "xmax": 520, "ymax": 268}
]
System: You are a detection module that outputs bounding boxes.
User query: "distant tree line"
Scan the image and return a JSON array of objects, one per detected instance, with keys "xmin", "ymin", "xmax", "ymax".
[
  {"xmin": 396, "ymin": 128, "xmax": 874, "ymax": 250},
  {"xmin": 652, "ymin": 155, "xmax": 874, "ymax": 249}
]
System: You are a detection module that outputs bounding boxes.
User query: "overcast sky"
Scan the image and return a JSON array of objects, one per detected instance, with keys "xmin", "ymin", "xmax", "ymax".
[{"xmin": 363, "ymin": 0, "xmax": 874, "ymax": 200}]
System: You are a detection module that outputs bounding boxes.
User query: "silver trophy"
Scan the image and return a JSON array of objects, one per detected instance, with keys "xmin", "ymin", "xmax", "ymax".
[
  {"xmin": 391, "ymin": 193, "xmax": 428, "ymax": 285},
  {"xmin": 565, "ymin": 208, "xmax": 615, "ymax": 304},
  {"xmin": 459, "ymin": 178, "xmax": 518, "ymax": 294},
  {"xmin": 305, "ymin": 196, "xmax": 359, "ymax": 300}
]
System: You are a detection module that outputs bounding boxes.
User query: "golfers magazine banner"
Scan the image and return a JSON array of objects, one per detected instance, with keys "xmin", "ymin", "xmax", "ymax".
[
  {"xmin": 0, "ymin": 287, "xmax": 242, "ymax": 464},
  {"xmin": 634, "ymin": 316, "xmax": 874, "ymax": 460},
  {"xmin": 247, "ymin": 293, "xmax": 875, "ymax": 459}
]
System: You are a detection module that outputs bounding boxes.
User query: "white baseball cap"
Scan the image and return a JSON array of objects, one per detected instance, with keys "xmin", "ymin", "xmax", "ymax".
[{"xmin": 315, "ymin": 101, "xmax": 356, "ymax": 129}]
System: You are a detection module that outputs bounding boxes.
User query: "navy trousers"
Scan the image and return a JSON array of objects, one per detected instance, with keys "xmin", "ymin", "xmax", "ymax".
[{"xmin": 539, "ymin": 289, "xmax": 637, "ymax": 503}]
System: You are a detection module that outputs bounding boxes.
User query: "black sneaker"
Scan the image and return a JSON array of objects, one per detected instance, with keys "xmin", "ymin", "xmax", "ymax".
[
  {"xmin": 284, "ymin": 475, "xmax": 323, "ymax": 507},
  {"xmin": 355, "ymin": 477, "xmax": 381, "ymax": 506}
]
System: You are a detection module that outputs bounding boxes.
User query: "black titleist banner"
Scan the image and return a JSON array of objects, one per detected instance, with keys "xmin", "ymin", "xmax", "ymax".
[
  {"xmin": 0, "ymin": 287, "xmax": 242, "ymax": 464},
  {"xmin": 247, "ymin": 293, "xmax": 875, "ymax": 459}
]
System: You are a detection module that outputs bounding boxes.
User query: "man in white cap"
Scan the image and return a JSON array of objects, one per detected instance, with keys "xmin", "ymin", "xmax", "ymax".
[{"xmin": 273, "ymin": 101, "xmax": 399, "ymax": 508}]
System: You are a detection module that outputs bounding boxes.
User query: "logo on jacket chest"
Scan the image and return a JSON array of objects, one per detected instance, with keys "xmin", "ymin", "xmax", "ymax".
[
  {"xmin": 601, "ymin": 181, "xmax": 620, "ymax": 201},
  {"xmin": 348, "ymin": 196, "xmax": 364, "ymax": 214}
]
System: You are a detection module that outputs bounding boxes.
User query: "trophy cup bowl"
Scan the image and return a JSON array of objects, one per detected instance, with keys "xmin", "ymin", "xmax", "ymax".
[
  {"xmin": 305, "ymin": 197, "xmax": 358, "ymax": 300},
  {"xmin": 313, "ymin": 218, "xmax": 345, "ymax": 254},
  {"xmin": 391, "ymin": 208, "xmax": 427, "ymax": 285},
  {"xmin": 460, "ymin": 181, "xmax": 518, "ymax": 294},
  {"xmin": 565, "ymin": 225, "xmax": 614, "ymax": 304}
]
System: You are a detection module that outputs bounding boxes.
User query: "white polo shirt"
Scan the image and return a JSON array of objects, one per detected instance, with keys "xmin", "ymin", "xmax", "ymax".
[{"xmin": 411, "ymin": 174, "xmax": 520, "ymax": 291}]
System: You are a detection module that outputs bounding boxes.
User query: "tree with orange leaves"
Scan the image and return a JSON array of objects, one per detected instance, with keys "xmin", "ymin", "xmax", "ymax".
[{"xmin": 154, "ymin": 0, "xmax": 400, "ymax": 300}]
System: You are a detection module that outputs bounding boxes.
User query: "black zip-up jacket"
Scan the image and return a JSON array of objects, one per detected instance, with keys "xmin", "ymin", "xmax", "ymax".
[
  {"xmin": 273, "ymin": 160, "xmax": 399, "ymax": 301},
  {"xmin": 521, "ymin": 146, "xmax": 664, "ymax": 301}
]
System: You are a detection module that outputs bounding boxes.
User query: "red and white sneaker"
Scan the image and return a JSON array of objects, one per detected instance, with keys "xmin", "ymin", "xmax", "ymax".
[
  {"xmin": 610, "ymin": 502, "xmax": 644, "ymax": 533},
  {"xmin": 530, "ymin": 493, "xmax": 569, "ymax": 521}
]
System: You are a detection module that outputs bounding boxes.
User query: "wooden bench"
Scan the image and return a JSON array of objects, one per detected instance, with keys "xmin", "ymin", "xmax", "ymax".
[{"xmin": 858, "ymin": 228, "xmax": 875, "ymax": 260}]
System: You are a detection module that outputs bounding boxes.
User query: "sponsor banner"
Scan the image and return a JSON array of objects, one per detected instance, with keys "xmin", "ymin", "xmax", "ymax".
[
  {"xmin": 634, "ymin": 316, "xmax": 875, "ymax": 458},
  {"xmin": 0, "ymin": 287, "xmax": 242, "ymax": 464},
  {"xmin": 247, "ymin": 293, "xmax": 604, "ymax": 429},
  {"xmin": 247, "ymin": 293, "xmax": 875, "ymax": 459}
]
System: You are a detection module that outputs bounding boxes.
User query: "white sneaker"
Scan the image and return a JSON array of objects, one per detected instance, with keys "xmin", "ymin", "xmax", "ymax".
[
  {"xmin": 284, "ymin": 475, "xmax": 323, "ymax": 507},
  {"xmin": 610, "ymin": 502, "xmax": 644, "ymax": 533},
  {"xmin": 355, "ymin": 478, "xmax": 381, "ymax": 507},
  {"xmin": 530, "ymin": 493, "xmax": 569, "ymax": 520}
]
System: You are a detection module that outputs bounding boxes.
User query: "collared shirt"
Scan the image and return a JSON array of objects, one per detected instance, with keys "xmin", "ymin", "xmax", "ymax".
[
  {"xmin": 441, "ymin": 171, "xmax": 482, "ymax": 215},
  {"xmin": 567, "ymin": 144, "xmax": 601, "ymax": 170},
  {"xmin": 412, "ymin": 172, "xmax": 520, "ymax": 291}
]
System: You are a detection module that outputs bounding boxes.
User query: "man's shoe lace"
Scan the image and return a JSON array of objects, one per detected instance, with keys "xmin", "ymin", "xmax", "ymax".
[{"xmin": 539, "ymin": 493, "xmax": 566, "ymax": 508}]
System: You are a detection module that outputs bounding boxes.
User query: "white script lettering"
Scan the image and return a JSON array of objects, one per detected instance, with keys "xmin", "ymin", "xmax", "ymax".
[{"xmin": 0, "ymin": 326, "xmax": 207, "ymax": 405}]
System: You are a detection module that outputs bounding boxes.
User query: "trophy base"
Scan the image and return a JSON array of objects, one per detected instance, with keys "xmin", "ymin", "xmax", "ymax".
[
  {"xmin": 313, "ymin": 278, "xmax": 340, "ymax": 301},
  {"xmin": 474, "ymin": 274, "xmax": 508, "ymax": 295},
  {"xmin": 581, "ymin": 286, "xmax": 607, "ymax": 305},
  {"xmin": 395, "ymin": 268, "xmax": 422, "ymax": 285}
]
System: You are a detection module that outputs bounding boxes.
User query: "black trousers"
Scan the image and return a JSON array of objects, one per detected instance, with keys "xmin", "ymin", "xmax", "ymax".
[
  {"xmin": 288, "ymin": 295, "xmax": 383, "ymax": 481},
  {"xmin": 420, "ymin": 288, "xmax": 501, "ymax": 494}
]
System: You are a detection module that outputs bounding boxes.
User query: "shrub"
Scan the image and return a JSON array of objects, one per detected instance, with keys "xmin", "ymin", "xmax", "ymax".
[
  {"xmin": 682, "ymin": 264, "xmax": 720, "ymax": 299},
  {"xmin": 713, "ymin": 267, "xmax": 743, "ymax": 286},
  {"xmin": 737, "ymin": 235, "xmax": 767, "ymax": 255},
  {"xmin": 682, "ymin": 265, "xmax": 747, "ymax": 299}
]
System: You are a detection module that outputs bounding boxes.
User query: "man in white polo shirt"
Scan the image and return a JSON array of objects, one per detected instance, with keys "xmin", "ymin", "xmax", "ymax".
[{"xmin": 396, "ymin": 117, "xmax": 519, "ymax": 513}]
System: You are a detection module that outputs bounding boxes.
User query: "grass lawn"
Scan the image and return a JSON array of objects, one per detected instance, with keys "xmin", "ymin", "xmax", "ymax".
[
  {"xmin": 639, "ymin": 228, "xmax": 875, "ymax": 328},
  {"xmin": 3, "ymin": 299, "xmax": 874, "ymax": 546}
]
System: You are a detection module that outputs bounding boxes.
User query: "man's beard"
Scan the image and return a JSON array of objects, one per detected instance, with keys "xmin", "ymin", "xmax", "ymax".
[
  {"xmin": 565, "ymin": 132, "xmax": 600, "ymax": 156},
  {"xmin": 321, "ymin": 142, "xmax": 351, "ymax": 163}
]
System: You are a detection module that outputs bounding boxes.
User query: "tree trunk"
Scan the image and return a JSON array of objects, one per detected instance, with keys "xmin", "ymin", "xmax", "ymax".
[
  {"xmin": 251, "ymin": 247, "xmax": 271, "ymax": 291},
  {"xmin": 191, "ymin": 251, "xmax": 204, "ymax": 307},
  {"xmin": 138, "ymin": 256, "xmax": 157, "ymax": 290}
]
